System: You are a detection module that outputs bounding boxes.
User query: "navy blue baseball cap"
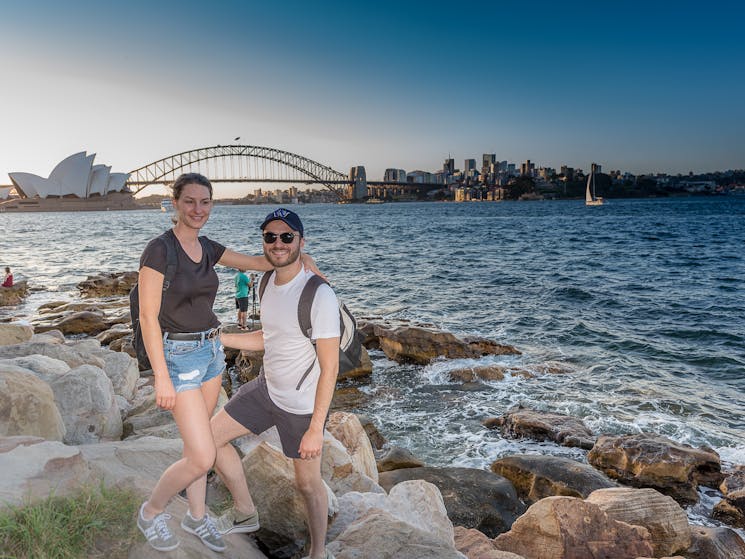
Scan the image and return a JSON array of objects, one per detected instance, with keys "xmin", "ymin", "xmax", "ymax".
[{"xmin": 260, "ymin": 208, "xmax": 304, "ymax": 237}]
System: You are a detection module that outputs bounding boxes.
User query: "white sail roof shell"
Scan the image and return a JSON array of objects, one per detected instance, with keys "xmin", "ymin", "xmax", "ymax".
[
  {"xmin": 8, "ymin": 152, "xmax": 130, "ymax": 199},
  {"xmin": 88, "ymin": 165, "xmax": 111, "ymax": 196},
  {"xmin": 107, "ymin": 173, "xmax": 128, "ymax": 193}
]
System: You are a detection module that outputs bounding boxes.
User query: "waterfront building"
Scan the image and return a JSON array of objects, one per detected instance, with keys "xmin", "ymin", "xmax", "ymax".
[
  {"xmin": 520, "ymin": 160, "xmax": 535, "ymax": 177},
  {"xmin": 464, "ymin": 159, "xmax": 477, "ymax": 174},
  {"xmin": 407, "ymin": 170, "xmax": 436, "ymax": 184},
  {"xmin": 384, "ymin": 168, "xmax": 407, "ymax": 182}
]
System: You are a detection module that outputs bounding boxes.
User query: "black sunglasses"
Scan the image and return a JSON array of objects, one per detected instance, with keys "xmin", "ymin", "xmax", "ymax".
[{"xmin": 262, "ymin": 232, "xmax": 296, "ymax": 244}]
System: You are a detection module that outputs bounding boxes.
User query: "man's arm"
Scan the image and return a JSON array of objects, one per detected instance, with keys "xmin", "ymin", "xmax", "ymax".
[
  {"xmin": 221, "ymin": 329, "xmax": 265, "ymax": 351},
  {"xmin": 298, "ymin": 336, "xmax": 340, "ymax": 460}
]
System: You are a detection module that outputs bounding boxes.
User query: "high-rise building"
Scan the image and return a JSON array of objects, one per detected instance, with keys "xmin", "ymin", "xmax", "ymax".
[
  {"xmin": 482, "ymin": 153, "xmax": 496, "ymax": 175},
  {"xmin": 443, "ymin": 158, "xmax": 455, "ymax": 174},
  {"xmin": 384, "ymin": 168, "xmax": 406, "ymax": 182},
  {"xmin": 464, "ymin": 159, "xmax": 477, "ymax": 173},
  {"xmin": 591, "ymin": 163, "xmax": 602, "ymax": 174}
]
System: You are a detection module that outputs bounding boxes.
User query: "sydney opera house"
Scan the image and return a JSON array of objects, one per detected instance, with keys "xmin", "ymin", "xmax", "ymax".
[{"xmin": 1, "ymin": 152, "xmax": 140, "ymax": 212}]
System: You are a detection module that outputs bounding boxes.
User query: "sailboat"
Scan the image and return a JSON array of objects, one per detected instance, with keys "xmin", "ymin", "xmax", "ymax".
[{"xmin": 585, "ymin": 170, "xmax": 603, "ymax": 206}]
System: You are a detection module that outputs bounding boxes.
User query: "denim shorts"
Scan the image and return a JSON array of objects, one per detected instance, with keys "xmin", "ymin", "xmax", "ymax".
[{"xmin": 163, "ymin": 332, "xmax": 226, "ymax": 393}]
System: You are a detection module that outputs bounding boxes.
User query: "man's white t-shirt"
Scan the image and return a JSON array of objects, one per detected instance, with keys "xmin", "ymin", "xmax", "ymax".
[{"xmin": 261, "ymin": 266, "xmax": 340, "ymax": 414}]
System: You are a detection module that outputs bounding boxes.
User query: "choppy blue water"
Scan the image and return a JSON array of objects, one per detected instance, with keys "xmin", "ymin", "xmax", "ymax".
[{"xmin": 2, "ymin": 198, "xmax": 744, "ymax": 476}]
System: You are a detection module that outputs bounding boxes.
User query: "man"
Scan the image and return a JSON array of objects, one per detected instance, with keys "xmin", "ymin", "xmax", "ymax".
[
  {"xmin": 234, "ymin": 268, "xmax": 250, "ymax": 329},
  {"xmin": 214, "ymin": 208, "xmax": 338, "ymax": 559}
]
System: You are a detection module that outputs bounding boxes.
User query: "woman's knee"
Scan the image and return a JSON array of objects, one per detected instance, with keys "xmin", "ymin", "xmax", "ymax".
[{"xmin": 185, "ymin": 446, "xmax": 216, "ymax": 474}]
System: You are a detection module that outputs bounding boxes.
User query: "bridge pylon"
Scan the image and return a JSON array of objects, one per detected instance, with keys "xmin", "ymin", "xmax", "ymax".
[{"xmin": 349, "ymin": 166, "xmax": 367, "ymax": 200}]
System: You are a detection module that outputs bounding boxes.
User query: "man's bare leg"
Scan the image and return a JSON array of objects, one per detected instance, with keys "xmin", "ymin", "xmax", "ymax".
[
  {"xmin": 210, "ymin": 408, "xmax": 257, "ymax": 515},
  {"xmin": 294, "ymin": 457, "xmax": 327, "ymax": 559}
]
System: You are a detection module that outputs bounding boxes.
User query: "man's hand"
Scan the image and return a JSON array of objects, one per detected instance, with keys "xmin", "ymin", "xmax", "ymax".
[{"xmin": 298, "ymin": 427, "xmax": 324, "ymax": 460}]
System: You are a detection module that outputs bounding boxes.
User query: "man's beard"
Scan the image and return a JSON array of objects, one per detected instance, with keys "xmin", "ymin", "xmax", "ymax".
[{"xmin": 264, "ymin": 242, "xmax": 301, "ymax": 269}]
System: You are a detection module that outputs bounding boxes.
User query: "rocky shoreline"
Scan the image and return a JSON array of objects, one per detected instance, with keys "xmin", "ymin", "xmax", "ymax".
[{"xmin": 1, "ymin": 271, "xmax": 744, "ymax": 558}]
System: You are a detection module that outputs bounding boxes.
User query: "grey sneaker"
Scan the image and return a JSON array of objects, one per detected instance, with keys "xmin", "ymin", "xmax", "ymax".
[
  {"xmin": 214, "ymin": 508, "xmax": 260, "ymax": 535},
  {"xmin": 181, "ymin": 510, "xmax": 226, "ymax": 553},
  {"xmin": 137, "ymin": 502, "xmax": 179, "ymax": 552}
]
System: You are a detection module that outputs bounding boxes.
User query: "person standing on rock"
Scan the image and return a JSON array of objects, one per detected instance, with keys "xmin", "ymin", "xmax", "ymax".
[
  {"xmin": 136, "ymin": 176, "xmax": 322, "ymax": 554},
  {"xmin": 234, "ymin": 268, "xmax": 250, "ymax": 329},
  {"xmin": 208, "ymin": 208, "xmax": 339, "ymax": 559},
  {"xmin": 2, "ymin": 267, "xmax": 12, "ymax": 287}
]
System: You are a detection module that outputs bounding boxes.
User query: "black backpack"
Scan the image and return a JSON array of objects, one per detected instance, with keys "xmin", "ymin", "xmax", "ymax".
[
  {"xmin": 258, "ymin": 271, "xmax": 363, "ymax": 381},
  {"xmin": 129, "ymin": 232, "xmax": 178, "ymax": 371}
]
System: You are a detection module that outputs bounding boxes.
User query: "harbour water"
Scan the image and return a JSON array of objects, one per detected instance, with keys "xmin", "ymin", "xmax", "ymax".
[{"xmin": 3, "ymin": 198, "xmax": 744, "ymax": 500}]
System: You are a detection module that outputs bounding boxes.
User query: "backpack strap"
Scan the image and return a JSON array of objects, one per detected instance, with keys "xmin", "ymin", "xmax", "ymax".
[
  {"xmin": 258, "ymin": 270, "xmax": 273, "ymax": 301},
  {"xmin": 297, "ymin": 274, "xmax": 328, "ymax": 340},
  {"xmin": 161, "ymin": 231, "xmax": 178, "ymax": 291}
]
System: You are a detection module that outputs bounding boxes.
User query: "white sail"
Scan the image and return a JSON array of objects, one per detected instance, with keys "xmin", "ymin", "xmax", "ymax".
[
  {"xmin": 585, "ymin": 170, "xmax": 603, "ymax": 206},
  {"xmin": 585, "ymin": 173, "xmax": 594, "ymax": 203}
]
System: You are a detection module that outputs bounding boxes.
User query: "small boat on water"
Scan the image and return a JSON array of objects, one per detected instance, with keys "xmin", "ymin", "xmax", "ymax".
[
  {"xmin": 585, "ymin": 170, "xmax": 603, "ymax": 206},
  {"xmin": 160, "ymin": 199, "xmax": 173, "ymax": 212}
]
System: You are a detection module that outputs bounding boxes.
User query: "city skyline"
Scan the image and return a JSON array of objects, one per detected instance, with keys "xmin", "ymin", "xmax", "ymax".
[{"xmin": 1, "ymin": 1, "xmax": 743, "ymax": 198}]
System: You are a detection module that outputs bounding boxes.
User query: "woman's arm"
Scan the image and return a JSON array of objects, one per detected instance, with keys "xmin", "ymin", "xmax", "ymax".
[
  {"xmin": 219, "ymin": 249, "xmax": 272, "ymax": 272},
  {"xmin": 138, "ymin": 266, "xmax": 176, "ymax": 410},
  {"xmin": 219, "ymin": 249, "xmax": 327, "ymax": 280}
]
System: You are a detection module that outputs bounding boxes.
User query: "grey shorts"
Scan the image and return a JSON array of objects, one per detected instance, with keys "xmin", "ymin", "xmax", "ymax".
[{"xmin": 224, "ymin": 375, "xmax": 314, "ymax": 459}]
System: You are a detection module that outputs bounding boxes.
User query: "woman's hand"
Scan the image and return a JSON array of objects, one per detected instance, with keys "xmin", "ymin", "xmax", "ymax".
[
  {"xmin": 154, "ymin": 375, "xmax": 177, "ymax": 410},
  {"xmin": 301, "ymin": 253, "xmax": 327, "ymax": 281}
]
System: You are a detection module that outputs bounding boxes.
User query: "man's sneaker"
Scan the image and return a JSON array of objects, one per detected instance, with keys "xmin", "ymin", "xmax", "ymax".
[
  {"xmin": 214, "ymin": 508, "xmax": 260, "ymax": 535},
  {"xmin": 137, "ymin": 502, "xmax": 179, "ymax": 552},
  {"xmin": 180, "ymin": 510, "xmax": 226, "ymax": 553}
]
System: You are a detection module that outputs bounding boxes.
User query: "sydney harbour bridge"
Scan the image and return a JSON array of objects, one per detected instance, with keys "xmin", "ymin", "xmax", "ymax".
[{"xmin": 125, "ymin": 145, "xmax": 442, "ymax": 201}]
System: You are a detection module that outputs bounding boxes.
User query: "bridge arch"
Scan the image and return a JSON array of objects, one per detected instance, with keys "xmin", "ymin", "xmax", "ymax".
[{"xmin": 126, "ymin": 145, "xmax": 350, "ymax": 198}]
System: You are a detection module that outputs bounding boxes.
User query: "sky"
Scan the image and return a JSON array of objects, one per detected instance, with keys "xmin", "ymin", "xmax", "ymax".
[{"xmin": 1, "ymin": 0, "xmax": 743, "ymax": 197}]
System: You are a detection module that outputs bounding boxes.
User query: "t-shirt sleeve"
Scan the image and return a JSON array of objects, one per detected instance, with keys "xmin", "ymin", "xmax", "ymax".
[
  {"xmin": 206, "ymin": 238, "xmax": 226, "ymax": 265},
  {"xmin": 310, "ymin": 284, "xmax": 341, "ymax": 340},
  {"xmin": 139, "ymin": 237, "xmax": 168, "ymax": 274}
]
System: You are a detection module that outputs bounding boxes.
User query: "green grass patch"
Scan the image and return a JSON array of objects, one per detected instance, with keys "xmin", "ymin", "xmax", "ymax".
[{"xmin": 0, "ymin": 484, "xmax": 140, "ymax": 559}]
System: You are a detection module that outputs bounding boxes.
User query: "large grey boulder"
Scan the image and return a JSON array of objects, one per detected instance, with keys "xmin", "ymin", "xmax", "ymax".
[
  {"xmin": 0, "ymin": 439, "xmax": 92, "ymax": 506},
  {"xmin": 328, "ymin": 508, "xmax": 467, "ymax": 559},
  {"xmin": 0, "ymin": 322, "xmax": 34, "ymax": 346},
  {"xmin": 0, "ymin": 280, "xmax": 28, "ymax": 306},
  {"xmin": 47, "ymin": 364, "xmax": 122, "ymax": 444},
  {"xmin": 378, "ymin": 466, "xmax": 525, "ymax": 538},
  {"xmin": 588, "ymin": 434, "xmax": 723, "ymax": 504},
  {"xmin": 685, "ymin": 525, "xmax": 745, "ymax": 559},
  {"xmin": 485, "ymin": 406, "xmax": 596, "ymax": 449},
  {"xmin": 0, "ymin": 341, "xmax": 105, "ymax": 368},
  {"xmin": 586, "ymin": 487, "xmax": 691, "ymax": 556},
  {"xmin": 328, "ymin": 480, "xmax": 456, "ymax": 546},
  {"xmin": 0, "ymin": 354, "xmax": 70, "ymax": 382},
  {"xmin": 79, "ymin": 436, "xmax": 183, "ymax": 495},
  {"xmin": 93, "ymin": 348, "xmax": 139, "ymax": 400},
  {"xmin": 326, "ymin": 412, "xmax": 378, "ymax": 483},
  {"xmin": 0, "ymin": 367, "xmax": 65, "ymax": 440},
  {"xmin": 490, "ymin": 454, "xmax": 616, "ymax": 503},
  {"xmin": 492, "ymin": 496, "xmax": 654, "ymax": 559}
]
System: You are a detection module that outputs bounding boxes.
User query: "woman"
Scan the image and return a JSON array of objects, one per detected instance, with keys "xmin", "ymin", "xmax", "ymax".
[
  {"xmin": 1, "ymin": 267, "xmax": 12, "ymax": 288},
  {"xmin": 136, "ymin": 173, "xmax": 319, "ymax": 552}
]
